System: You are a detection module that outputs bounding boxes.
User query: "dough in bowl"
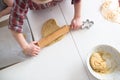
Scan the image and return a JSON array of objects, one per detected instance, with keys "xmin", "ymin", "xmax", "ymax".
[{"xmin": 90, "ymin": 52, "xmax": 113, "ymax": 74}]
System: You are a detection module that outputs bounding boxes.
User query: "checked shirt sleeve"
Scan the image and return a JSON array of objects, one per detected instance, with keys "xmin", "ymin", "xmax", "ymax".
[{"xmin": 8, "ymin": 0, "xmax": 28, "ymax": 33}]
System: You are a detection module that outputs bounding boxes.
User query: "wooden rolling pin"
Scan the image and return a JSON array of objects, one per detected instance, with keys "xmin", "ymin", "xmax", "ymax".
[{"xmin": 37, "ymin": 25, "xmax": 70, "ymax": 48}]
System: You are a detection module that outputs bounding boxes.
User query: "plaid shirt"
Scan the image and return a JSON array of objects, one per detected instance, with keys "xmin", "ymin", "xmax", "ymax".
[{"xmin": 9, "ymin": 0, "xmax": 80, "ymax": 33}]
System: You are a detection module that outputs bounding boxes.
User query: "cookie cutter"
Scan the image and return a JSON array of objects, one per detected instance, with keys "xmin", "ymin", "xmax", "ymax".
[{"xmin": 81, "ymin": 19, "xmax": 94, "ymax": 29}]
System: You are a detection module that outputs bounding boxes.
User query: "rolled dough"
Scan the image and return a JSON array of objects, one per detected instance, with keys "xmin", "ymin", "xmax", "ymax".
[{"xmin": 41, "ymin": 19, "xmax": 64, "ymax": 46}]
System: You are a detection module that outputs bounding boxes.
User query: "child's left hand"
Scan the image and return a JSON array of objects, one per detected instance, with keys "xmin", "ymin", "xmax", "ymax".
[{"xmin": 70, "ymin": 17, "xmax": 82, "ymax": 30}]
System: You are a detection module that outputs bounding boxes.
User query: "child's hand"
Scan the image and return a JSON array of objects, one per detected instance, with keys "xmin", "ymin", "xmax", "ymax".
[
  {"xmin": 70, "ymin": 17, "xmax": 82, "ymax": 30},
  {"xmin": 23, "ymin": 41, "xmax": 40, "ymax": 56}
]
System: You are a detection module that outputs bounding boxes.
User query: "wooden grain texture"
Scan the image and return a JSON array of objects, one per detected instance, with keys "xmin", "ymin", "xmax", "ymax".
[
  {"xmin": 37, "ymin": 25, "xmax": 70, "ymax": 48},
  {"xmin": 0, "ymin": 19, "xmax": 9, "ymax": 28}
]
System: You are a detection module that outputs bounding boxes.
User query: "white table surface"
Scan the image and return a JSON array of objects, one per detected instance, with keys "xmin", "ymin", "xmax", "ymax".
[
  {"xmin": 59, "ymin": 0, "xmax": 120, "ymax": 79},
  {"xmin": 0, "ymin": 0, "xmax": 120, "ymax": 80}
]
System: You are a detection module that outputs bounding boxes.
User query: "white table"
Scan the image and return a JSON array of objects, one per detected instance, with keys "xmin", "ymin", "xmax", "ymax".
[
  {"xmin": 60, "ymin": 0, "xmax": 120, "ymax": 79},
  {"xmin": 0, "ymin": 0, "xmax": 90, "ymax": 80},
  {"xmin": 1, "ymin": 0, "xmax": 120, "ymax": 80}
]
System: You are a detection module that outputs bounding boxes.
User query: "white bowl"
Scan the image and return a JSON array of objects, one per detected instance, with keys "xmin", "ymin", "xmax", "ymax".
[{"xmin": 87, "ymin": 44, "xmax": 120, "ymax": 80}]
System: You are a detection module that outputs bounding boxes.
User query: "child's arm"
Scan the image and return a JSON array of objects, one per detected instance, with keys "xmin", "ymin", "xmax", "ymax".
[
  {"xmin": 74, "ymin": 0, "xmax": 81, "ymax": 19},
  {"xmin": 0, "ymin": 0, "xmax": 13, "ymax": 18},
  {"xmin": 9, "ymin": 0, "xmax": 40, "ymax": 56},
  {"xmin": 71, "ymin": 0, "xmax": 82, "ymax": 30},
  {"xmin": 0, "ymin": 7, "xmax": 11, "ymax": 18},
  {"xmin": 11, "ymin": 30, "xmax": 40, "ymax": 56}
]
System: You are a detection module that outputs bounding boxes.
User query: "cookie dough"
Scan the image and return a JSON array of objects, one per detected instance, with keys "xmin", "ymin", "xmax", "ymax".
[
  {"xmin": 100, "ymin": 0, "xmax": 120, "ymax": 23},
  {"xmin": 90, "ymin": 52, "xmax": 110, "ymax": 73},
  {"xmin": 41, "ymin": 19, "xmax": 64, "ymax": 46}
]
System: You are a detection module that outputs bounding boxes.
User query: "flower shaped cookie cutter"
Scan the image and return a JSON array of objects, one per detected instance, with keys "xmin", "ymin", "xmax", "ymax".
[{"xmin": 81, "ymin": 19, "xmax": 94, "ymax": 29}]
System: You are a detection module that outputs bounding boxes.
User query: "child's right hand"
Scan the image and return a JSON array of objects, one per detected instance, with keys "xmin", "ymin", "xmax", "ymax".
[
  {"xmin": 23, "ymin": 41, "xmax": 40, "ymax": 56},
  {"xmin": 70, "ymin": 17, "xmax": 82, "ymax": 30}
]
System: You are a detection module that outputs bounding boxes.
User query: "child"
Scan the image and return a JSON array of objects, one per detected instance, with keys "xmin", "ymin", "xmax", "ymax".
[
  {"xmin": 9, "ymin": 0, "xmax": 81, "ymax": 56},
  {"xmin": 0, "ymin": 0, "xmax": 14, "ymax": 18}
]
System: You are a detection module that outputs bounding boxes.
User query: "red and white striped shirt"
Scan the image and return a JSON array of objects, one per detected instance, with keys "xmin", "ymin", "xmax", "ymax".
[{"xmin": 9, "ymin": 0, "xmax": 80, "ymax": 33}]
